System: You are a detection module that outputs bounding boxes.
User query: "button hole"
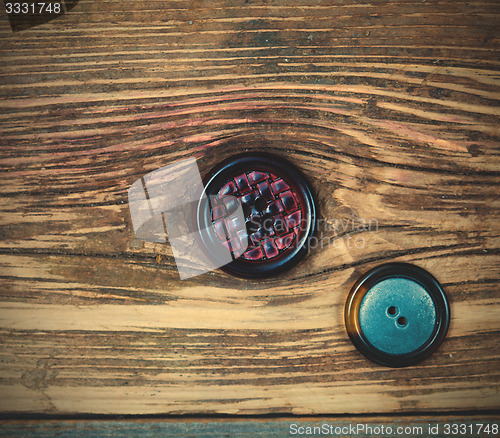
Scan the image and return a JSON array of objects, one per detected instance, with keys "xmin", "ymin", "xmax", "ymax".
[
  {"xmin": 387, "ymin": 306, "xmax": 398, "ymax": 316},
  {"xmin": 397, "ymin": 316, "xmax": 408, "ymax": 327},
  {"xmin": 254, "ymin": 197, "xmax": 267, "ymax": 211}
]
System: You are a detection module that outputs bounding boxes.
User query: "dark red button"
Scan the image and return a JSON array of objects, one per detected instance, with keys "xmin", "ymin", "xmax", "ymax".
[{"xmin": 196, "ymin": 153, "xmax": 317, "ymax": 278}]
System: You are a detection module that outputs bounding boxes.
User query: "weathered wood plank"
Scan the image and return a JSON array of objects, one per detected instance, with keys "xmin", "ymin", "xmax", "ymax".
[{"xmin": 0, "ymin": 0, "xmax": 499, "ymax": 415}]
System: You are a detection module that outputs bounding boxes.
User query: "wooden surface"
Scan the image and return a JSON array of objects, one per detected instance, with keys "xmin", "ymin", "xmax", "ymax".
[{"xmin": 0, "ymin": 0, "xmax": 499, "ymax": 416}]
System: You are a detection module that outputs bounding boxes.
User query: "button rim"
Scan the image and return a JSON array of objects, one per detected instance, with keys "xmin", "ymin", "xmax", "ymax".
[
  {"xmin": 345, "ymin": 263, "xmax": 450, "ymax": 367},
  {"xmin": 197, "ymin": 152, "xmax": 317, "ymax": 278}
]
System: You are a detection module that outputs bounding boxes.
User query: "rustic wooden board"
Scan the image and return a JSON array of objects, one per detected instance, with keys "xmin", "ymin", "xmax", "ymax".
[
  {"xmin": 0, "ymin": 417, "xmax": 499, "ymax": 438},
  {"xmin": 0, "ymin": 0, "xmax": 499, "ymax": 415}
]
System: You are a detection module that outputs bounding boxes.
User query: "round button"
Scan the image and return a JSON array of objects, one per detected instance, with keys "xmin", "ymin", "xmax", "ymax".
[
  {"xmin": 345, "ymin": 263, "xmax": 450, "ymax": 367},
  {"xmin": 197, "ymin": 152, "xmax": 317, "ymax": 278}
]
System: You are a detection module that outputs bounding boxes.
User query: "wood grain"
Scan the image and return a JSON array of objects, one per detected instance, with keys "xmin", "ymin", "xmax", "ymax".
[{"xmin": 0, "ymin": 0, "xmax": 499, "ymax": 415}]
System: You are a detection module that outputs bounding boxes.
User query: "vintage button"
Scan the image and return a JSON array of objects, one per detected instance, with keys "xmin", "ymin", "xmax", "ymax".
[
  {"xmin": 345, "ymin": 263, "xmax": 450, "ymax": 367},
  {"xmin": 197, "ymin": 153, "xmax": 317, "ymax": 278}
]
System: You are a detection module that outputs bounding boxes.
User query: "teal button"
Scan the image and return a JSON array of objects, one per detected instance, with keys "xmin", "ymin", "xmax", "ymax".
[
  {"xmin": 359, "ymin": 278, "xmax": 437, "ymax": 355},
  {"xmin": 345, "ymin": 263, "xmax": 450, "ymax": 367}
]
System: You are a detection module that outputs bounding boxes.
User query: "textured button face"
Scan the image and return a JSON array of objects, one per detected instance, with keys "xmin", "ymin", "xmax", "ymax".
[
  {"xmin": 359, "ymin": 278, "xmax": 437, "ymax": 355},
  {"xmin": 345, "ymin": 263, "xmax": 450, "ymax": 367},
  {"xmin": 197, "ymin": 153, "xmax": 317, "ymax": 278}
]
